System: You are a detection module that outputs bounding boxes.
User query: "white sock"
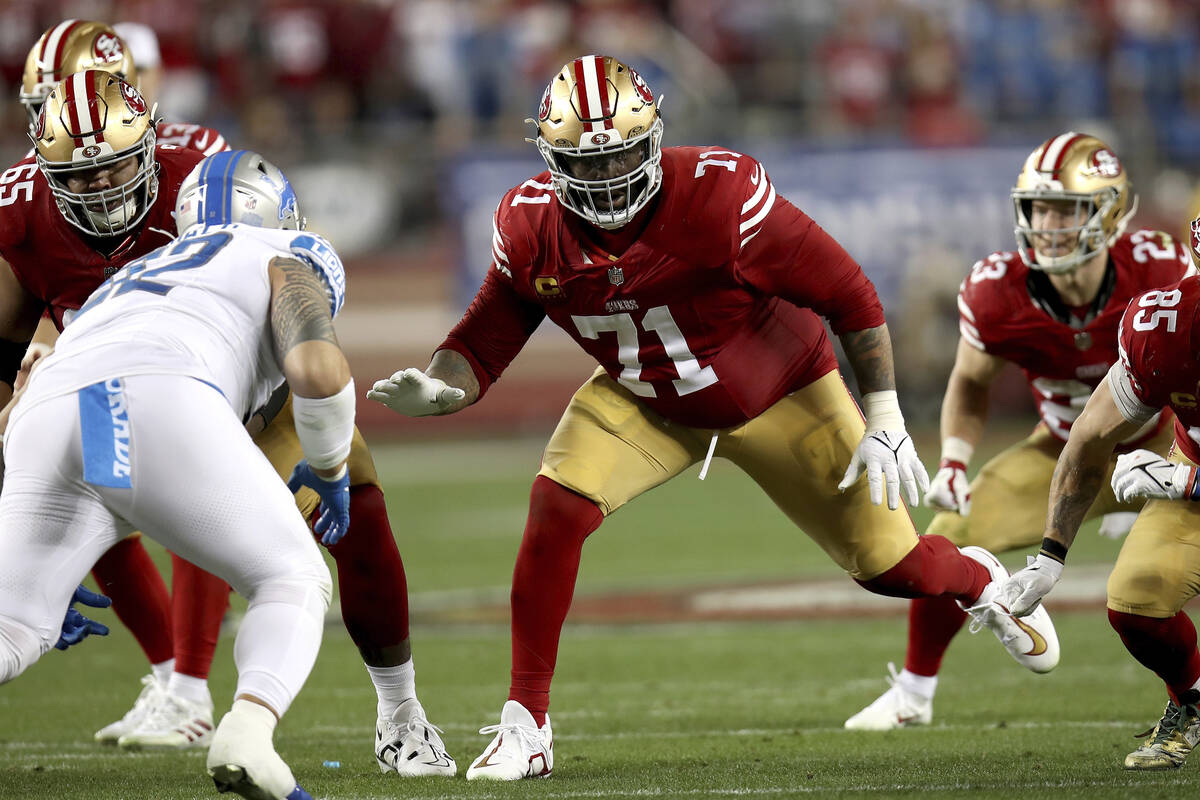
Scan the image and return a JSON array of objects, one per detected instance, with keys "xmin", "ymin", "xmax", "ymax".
[
  {"xmin": 168, "ymin": 672, "xmax": 213, "ymax": 707},
  {"xmin": 365, "ymin": 660, "xmax": 416, "ymax": 719},
  {"xmin": 151, "ymin": 658, "xmax": 175, "ymax": 686},
  {"xmin": 898, "ymin": 669, "xmax": 938, "ymax": 700}
]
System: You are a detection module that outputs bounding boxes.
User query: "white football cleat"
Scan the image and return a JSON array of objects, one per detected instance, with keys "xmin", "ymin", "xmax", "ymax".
[
  {"xmin": 844, "ymin": 663, "xmax": 933, "ymax": 730},
  {"xmin": 118, "ymin": 692, "xmax": 214, "ymax": 750},
  {"xmin": 375, "ymin": 698, "xmax": 456, "ymax": 776},
  {"xmin": 207, "ymin": 705, "xmax": 311, "ymax": 800},
  {"xmin": 466, "ymin": 700, "xmax": 553, "ymax": 781},
  {"xmin": 959, "ymin": 546, "xmax": 1060, "ymax": 673},
  {"xmin": 94, "ymin": 673, "xmax": 164, "ymax": 745}
]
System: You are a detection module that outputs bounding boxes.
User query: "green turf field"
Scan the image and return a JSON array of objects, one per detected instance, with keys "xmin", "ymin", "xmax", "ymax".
[{"xmin": 2, "ymin": 434, "xmax": 1196, "ymax": 799}]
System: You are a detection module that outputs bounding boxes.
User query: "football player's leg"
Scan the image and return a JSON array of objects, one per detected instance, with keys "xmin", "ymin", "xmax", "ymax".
[
  {"xmin": 90, "ymin": 536, "xmax": 173, "ymax": 672},
  {"xmin": 0, "ymin": 394, "xmax": 125, "ymax": 682},
  {"xmin": 116, "ymin": 554, "xmax": 230, "ymax": 750},
  {"xmin": 107, "ymin": 376, "xmax": 329, "ymax": 798},
  {"xmin": 1106, "ymin": 486, "xmax": 1200, "ymax": 769},
  {"xmin": 467, "ymin": 370, "xmax": 705, "ymax": 781},
  {"xmin": 892, "ymin": 431, "xmax": 1064, "ymax": 700},
  {"xmin": 729, "ymin": 371, "xmax": 1057, "ymax": 672}
]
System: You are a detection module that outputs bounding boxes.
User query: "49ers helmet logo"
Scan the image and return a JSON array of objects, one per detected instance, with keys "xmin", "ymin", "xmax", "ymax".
[
  {"xmin": 82, "ymin": 144, "xmax": 102, "ymax": 158},
  {"xmin": 93, "ymin": 32, "xmax": 124, "ymax": 64},
  {"xmin": 628, "ymin": 67, "xmax": 654, "ymax": 105},
  {"xmin": 1086, "ymin": 148, "xmax": 1122, "ymax": 178},
  {"xmin": 538, "ymin": 85, "xmax": 552, "ymax": 121},
  {"xmin": 120, "ymin": 80, "xmax": 146, "ymax": 115}
]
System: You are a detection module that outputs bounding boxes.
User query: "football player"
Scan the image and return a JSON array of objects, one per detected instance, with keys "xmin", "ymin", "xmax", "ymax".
[
  {"xmin": 845, "ymin": 133, "xmax": 1193, "ymax": 730},
  {"xmin": 998, "ymin": 218, "xmax": 1200, "ymax": 769},
  {"xmin": 368, "ymin": 54, "xmax": 1060, "ymax": 780},
  {"xmin": 15, "ymin": 19, "xmax": 232, "ymax": 748},
  {"xmin": 0, "ymin": 73, "xmax": 455, "ymax": 774},
  {"xmin": 0, "ymin": 149, "xmax": 350, "ymax": 800}
]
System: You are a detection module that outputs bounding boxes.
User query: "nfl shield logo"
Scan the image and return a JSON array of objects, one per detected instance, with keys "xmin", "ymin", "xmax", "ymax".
[{"xmin": 607, "ymin": 266, "xmax": 624, "ymax": 286}]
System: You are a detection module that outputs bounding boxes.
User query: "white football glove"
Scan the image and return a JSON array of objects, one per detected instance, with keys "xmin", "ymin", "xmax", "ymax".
[
  {"xmin": 366, "ymin": 368, "xmax": 466, "ymax": 417},
  {"xmin": 998, "ymin": 553, "xmax": 1064, "ymax": 617},
  {"xmin": 923, "ymin": 459, "xmax": 971, "ymax": 515},
  {"xmin": 1110, "ymin": 449, "xmax": 1197, "ymax": 503},
  {"xmin": 838, "ymin": 430, "xmax": 930, "ymax": 510}
]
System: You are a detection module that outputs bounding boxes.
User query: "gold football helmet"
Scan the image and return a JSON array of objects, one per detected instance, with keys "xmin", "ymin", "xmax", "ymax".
[
  {"xmin": 528, "ymin": 54, "xmax": 664, "ymax": 229},
  {"xmin": 34, "ymin": 70, "xmax": 158, "ymax": 238},
  {"xmin": 20, "ymin": 20, "xmax": 137, "ymax": 129},
  {"xmin": 1012, "ymin": 132, "xmax": 1136, "ymax": 273}
]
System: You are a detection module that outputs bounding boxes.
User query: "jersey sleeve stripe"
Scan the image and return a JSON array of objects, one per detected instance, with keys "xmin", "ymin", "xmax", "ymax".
[
  {"xmin": 738, "ymin": 181, "xmax": 776, "ymax": 235},
  {"xmin": 957, "ymin": 293, "xmax": 976, "ymax": 323},
  {"xmin": 203, "ymin": 135, "xmax": 228, "ymax": 156},
  {"xmin": 741, "ymin": 165, "xmax": 767, "ymax": 214},
  {"xmin": 959, "ymin": 320, "xmax": 985, "ymax": 351},
  {"xmin": 491, "ymin": 213, "xmax": 512, "ymax": 277}
]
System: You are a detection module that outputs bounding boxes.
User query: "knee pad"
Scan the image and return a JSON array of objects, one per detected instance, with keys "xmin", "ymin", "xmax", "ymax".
[{"xmin": 247, "ymin": 569, "xmax": 332, "ymax": 622}]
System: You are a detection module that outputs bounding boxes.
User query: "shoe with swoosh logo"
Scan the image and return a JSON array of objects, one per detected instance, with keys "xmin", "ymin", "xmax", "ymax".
[
  {"xmin": 466, "ymin": 700, "xmax": 553, "ymax": 781},
  {"xmin": 958, "ymin": 546, "xmax": 1060, "ymax": 673},
  {"xmin": 375, "ymin": 698, "xmax": 456, "ymax": 777}
]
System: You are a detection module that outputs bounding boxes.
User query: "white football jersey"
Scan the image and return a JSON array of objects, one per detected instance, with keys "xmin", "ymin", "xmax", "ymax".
[{"xmin": 23, "ymin": 224, "xmax": 346, "ymax": 421}]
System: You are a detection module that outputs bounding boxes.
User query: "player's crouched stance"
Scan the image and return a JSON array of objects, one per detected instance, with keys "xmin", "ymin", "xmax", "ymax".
[{"xmin": 0, "ymin": 151, "xmax": 357, "ymax": 800}]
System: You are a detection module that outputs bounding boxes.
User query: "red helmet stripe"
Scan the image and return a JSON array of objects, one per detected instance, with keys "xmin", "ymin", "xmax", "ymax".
[
  {"xmin": 38, "ymin": 19, "xmax": 82, "ymax": 81},
  {"xmin": 1038, "ymin": 132, "xmax": 1084, "ymax": 175},
  {"xmin": 572, "ymin": 57, "xmax": 593, "ymax": 126},
  {"xmin": 88, "ymin": 71, "xmax": 105, "ymax": 143},
  {"xmin": 64, "ymin": 70, "xmax": 85, "ymax": 145},
  {"xmin": 592, "ymin": 57, "xmax": 614, "ymax": 130}
]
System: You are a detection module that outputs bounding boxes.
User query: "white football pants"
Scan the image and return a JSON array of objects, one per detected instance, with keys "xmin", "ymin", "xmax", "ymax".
[{"xmin": 0, "ymin": 374, "xmax": 331, "ymax": 716}]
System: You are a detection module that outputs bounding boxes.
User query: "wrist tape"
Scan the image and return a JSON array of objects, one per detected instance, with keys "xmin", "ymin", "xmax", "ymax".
[
  {"xmin": 861, "ymin": 390, "xmax": 904, "ymax": 432},
  {"xmin": 293, "ymin": 379, "xmax": 355, "ymax": 470}
]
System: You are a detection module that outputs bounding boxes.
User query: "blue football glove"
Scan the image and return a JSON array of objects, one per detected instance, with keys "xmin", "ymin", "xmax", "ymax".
[
  {"xmin": 55, "ymin": 584, "xmax": 111, "ymax": 650},
  {"xmin": 287, "ymin": 460, "xmax": 350, "ymax": 546}
]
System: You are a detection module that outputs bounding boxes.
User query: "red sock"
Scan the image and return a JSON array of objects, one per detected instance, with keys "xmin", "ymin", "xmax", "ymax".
[
  {"xmin": 1109, "ymin": 609, "xmax": 1200, "ymax": 703},
  {"xmin": 904, "ymin": 597, "xmax": 968, "ymax": 677},
  {"xmin": 855, "ymin": 535, "xmax": 989, "ymax": 604},
  {"xmin": 325, "ymin": 484, "xmax": 410, "ymax": 652},
  {"xmin": 91, "ymin": 537, "xmax": 173, "ymax": 664},
  {"xmin": 171, "ymin": 555, "xmax": 230, "ymax": 679},
  {"xmin": 509, "ymin": 476, "xmax": 603, "ymax": 727}
]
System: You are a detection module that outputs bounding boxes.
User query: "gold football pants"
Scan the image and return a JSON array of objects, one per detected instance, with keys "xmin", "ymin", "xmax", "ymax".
[
  {"xmin": 252, "ymin": 394, "xmax": 380, "ymax": 518},
  {"xmin": 537, "ymin": 368, "xmax": 919, "ymax": 580},
  {"xmin": 1108, "ymin": 447, "xmax": 1200, "ymax": 618},
  {"xmin": 927, "ymin": 422, "xmax": 1173, "ymax": 552}
]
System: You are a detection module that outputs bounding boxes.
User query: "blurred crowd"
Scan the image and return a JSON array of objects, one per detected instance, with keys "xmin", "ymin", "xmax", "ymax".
[
  {"xmin": 2, "ymin": 0, "xmax": 1199, "ymax": 419},
  {"xmin": 2, "ymin": 0, "xmax": 1198, "ymax": 234}
]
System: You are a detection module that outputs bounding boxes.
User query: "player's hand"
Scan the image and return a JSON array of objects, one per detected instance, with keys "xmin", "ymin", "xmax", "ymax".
[
  {"xmin": 923, "ymin": 459, "xmax": 971, "ymax": 515},
  {"xmin": 1111, "ymin": 449, "xmax": 1197, "ymax": 503},
  {"xmin": 55, "ymin": 585, "xmax": 111, "ymax": 650},
  {"xmin": 838, "ymin": 430, "xmax": 930, "ymax": 510},
  {"xmin": 366, "ymin": 368, "xmax": 465, "ymax": 417},
  {"xmin": 998, "ymin": 554, "xmax": 1064, "ymax": 617},
  {"xmin": 287, "ymin": 460, "xmax": 350, "ymax": 546},
  {"xmin": 1097, "ymin": 511, "xmax": 1138, "ymax": 539}
]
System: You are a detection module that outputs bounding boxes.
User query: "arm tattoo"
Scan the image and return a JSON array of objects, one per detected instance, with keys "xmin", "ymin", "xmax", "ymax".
[
  {"xmin": 428, "ymin": 349, "xmax": 480, "ymax": 410},
  {"xmin": 1046, "ymin": 455, "xmax": 1107, "ymax": 549},
  {"xmin": 270, "ymin": 256, "xmax": 338, "ymax": 359},
  {"xmin": 838, "ymin": 324, "xmax": 896, "ymax": 395}
]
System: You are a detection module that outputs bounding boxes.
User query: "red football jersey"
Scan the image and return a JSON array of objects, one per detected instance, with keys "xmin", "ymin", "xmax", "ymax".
[
  {"xmin": 154, "ymin": 121, "xmax": 228, "ymax": 156},
  {"xmin": 439, "ymin": 146, "xmax": 886, "ymax": 429},
  {"xmin": 1116, "ymin": 276, "xmax": 1200, "ymax": 462},
  {"xmin": 0, "ymin": 145, "xmax": 206, "ymax": 330},
  {"xmin": 957, "ymin": 230, "xmax": 1191, "ymax": 441}
]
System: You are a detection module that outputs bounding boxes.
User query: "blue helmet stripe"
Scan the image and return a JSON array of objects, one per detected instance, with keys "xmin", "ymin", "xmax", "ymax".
[{"xmin": 198, "ymin": 150, "xmax": 248, "ymax": 226}]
